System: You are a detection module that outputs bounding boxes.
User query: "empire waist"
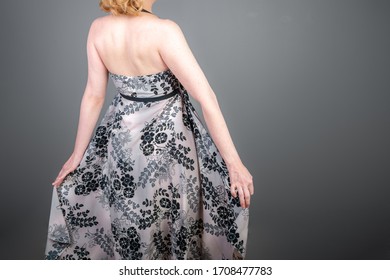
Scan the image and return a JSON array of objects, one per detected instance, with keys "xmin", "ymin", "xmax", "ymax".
[{"xmin": 119, "ymin": 88, "xmax": 180, "ymax": 103}]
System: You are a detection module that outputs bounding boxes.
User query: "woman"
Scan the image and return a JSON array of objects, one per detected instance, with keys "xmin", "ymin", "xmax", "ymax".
[{"xmin": 45, "ymin": 0, "xmax": 254, "ymax": 260}]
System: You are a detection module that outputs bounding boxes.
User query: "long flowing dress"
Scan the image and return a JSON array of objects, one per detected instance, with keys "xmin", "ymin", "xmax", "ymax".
[{"xmin": 44, "ymin": 68, "xmax": 249, "ymax": 260}]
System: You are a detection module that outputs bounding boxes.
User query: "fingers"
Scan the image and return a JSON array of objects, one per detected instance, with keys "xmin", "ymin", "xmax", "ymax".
[
  {"xmin": 235, "ymin": 186, "xmax": 245, "ymax": 208},
  {"xmin": 248, "ymin": 182, "xmax": 254, "ymax": 195},
  {"xmin": 233, "ymin": 185, "xmax": 252, "ymax": 209},
  {"xmin": 52, "ymin": 165, "xmax": 76, "ymax": 187},
  {"xmin": 230, "ymin": 177, "xmax": 254, "ymax": 208},
  {"xmin": 227, "ymin": 163, "xmax": 254, "ymax": 208},
  {"xmin": 242, "ymin": 186, "xmax": 251, "ymax": 208},
  {"xmin": 230, "ymin": 183, "xmax": 253, "ymax": 208},
  {"xmin": 52, "ymin": 170, "xmax": 66, "ymax": 188},
  {"xmin": 230, "ymin": 184, "xmax": 238, "ymax": 198}
]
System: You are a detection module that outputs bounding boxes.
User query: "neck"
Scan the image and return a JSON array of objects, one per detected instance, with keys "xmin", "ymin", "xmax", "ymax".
[{"xmin": 143, "ymin": 0, "xmax": 155, "ymax": 13}]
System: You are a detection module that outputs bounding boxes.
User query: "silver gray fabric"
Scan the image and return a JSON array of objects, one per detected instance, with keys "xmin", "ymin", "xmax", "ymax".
[{"xmin": 44, "ymin": 69, "xmax": 249, "ymax": 259}]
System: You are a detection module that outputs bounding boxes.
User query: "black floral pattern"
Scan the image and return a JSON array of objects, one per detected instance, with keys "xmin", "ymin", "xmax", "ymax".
[{"xmin": 44, "ymin": 69, "xmax": 249, "ymax": 260}]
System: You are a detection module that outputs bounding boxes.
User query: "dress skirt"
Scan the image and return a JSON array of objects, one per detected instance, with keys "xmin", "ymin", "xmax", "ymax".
[{"xmin": 44, "ymin": 69, "xmax": 249, "ymax": 260}]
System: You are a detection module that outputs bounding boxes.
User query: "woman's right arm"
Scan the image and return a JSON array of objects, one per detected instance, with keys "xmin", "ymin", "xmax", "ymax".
[
  {"xmin": 52, "ymin": 19, "xmax": 108, "ymax": 187},
  {"xmin": 158, "ymin": 20, "xmax": 254, "ymax": 208}
]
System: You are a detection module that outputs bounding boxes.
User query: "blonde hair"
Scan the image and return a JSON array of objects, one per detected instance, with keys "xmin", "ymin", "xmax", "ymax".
[{"xmin": 99, "ymin": 0, "xmax": 144, "ymax": 16}]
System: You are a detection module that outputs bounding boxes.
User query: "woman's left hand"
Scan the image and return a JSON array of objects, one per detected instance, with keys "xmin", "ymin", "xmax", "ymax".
[{"xmin": 227, "ymin": 161, "xmax": 254, "ymax": 209}]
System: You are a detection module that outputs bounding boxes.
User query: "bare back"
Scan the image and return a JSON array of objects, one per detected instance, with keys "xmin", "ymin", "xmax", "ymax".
[{"xmin": 92, "ymin": 13, "xmax": 168, "ymax": 77}]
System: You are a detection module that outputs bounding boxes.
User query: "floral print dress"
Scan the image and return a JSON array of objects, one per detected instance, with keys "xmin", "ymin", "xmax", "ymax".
[{"xmin": 44, "ymin": 69, "xmax": 249, "ymax": 260}]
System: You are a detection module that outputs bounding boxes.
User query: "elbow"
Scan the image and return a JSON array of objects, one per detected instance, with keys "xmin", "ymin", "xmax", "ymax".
[
  {"xmin": 83, "ymin": 81, "xmax": 106, "ymax": 102},
  {"xmin": 198, "ymin": 91, "xmax": 219, "ymax": 114},
  {"xmin": 83, "ymin": 86, "xmax": 105, "ymax": 104},
  {"xmin": 82, "ymin": 91, "xmax": 105, "ymax": 107}
]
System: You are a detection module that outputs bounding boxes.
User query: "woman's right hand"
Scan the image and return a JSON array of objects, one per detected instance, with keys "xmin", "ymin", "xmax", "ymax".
[{"xmin": 52, "ymin": 153, "xmax": 83, "ymax": 188}]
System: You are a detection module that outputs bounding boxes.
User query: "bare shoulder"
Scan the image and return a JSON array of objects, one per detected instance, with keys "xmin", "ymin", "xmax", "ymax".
[
  {"xmin": 87, "ymin": 15, "xmax": 183, "ymax": 39},
  {"xmin": 157, "ymin": 18, "xmax": 183, "ymax": 35},
  {"xmin": 87, "ymin": 15, "xmax": 108, "ymax": 36},
  {"xmin": 150, "ymin": 18, "xmax": 186, "ymax": 46},
  {"xmin": 91, "ymin": 15, "xmax": 111, "ymax": 28}
]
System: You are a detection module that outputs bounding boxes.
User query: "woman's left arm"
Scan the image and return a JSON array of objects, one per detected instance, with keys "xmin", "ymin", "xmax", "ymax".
[{"xmin": 158, "ymin": 20, "xmax": 254, "ymax": 208}]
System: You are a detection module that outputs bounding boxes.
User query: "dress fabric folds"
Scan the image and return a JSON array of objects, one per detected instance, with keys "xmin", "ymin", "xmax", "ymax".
[{"xmin": 44, "ymin": 69, "xmax": 249, "ymax": 260}]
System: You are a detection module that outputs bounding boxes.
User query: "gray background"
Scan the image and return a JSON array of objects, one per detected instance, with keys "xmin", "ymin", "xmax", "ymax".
[{"xmin": 0, "ymin": 0, "xmax": 389, "ymax": 260}]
